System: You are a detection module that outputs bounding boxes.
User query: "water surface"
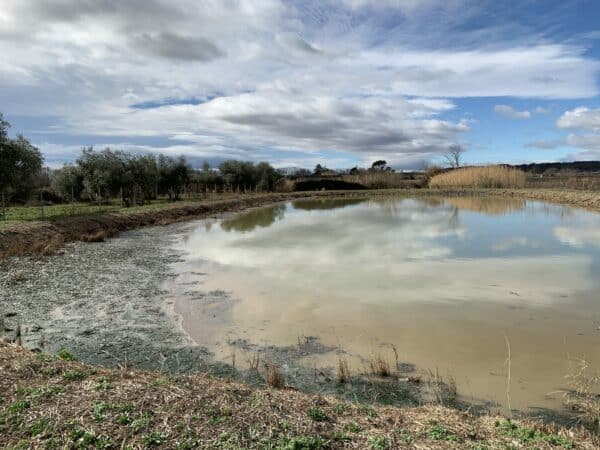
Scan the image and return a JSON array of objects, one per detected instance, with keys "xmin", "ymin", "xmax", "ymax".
[{"xmin": 173, "ymin": 196, "xmax": 600, "ymax": 414}]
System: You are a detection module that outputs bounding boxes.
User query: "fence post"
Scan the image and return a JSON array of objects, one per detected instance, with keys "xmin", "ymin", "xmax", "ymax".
[
  {"xmin": 40, "ymin": 190, "xmax": 44, "ymax": 220},
  {"xmin": 71, "ymin": 185, "xmax": 75, "ymax": 215},
  {"xmin": 1, "ymin": 191, "xmax": 5, "ymax": 221}
]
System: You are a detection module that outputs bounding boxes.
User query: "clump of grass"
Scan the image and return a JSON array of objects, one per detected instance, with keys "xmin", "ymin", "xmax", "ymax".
[
  {"xmin": 368, "ymin": 435, "xmax": 390, "ymax": 449},
  {"xmin": 369, "ymin": 354, "xmax": 391, "ymax": 378},
  {"xmin": 63, "ymin": 369, "xmax": 87, "ymax": 381},
  {"xmin": 346, "ymin": 422, "xmax": 363, "ymax": 433},
  {"xmin": 307, "ymin": 406, "xmax": 328, "ymax": 422},
  {"xmin": 57, "ymin": 349, "xmax": 77, "ymax": 361},
  {"xmin": 337, "ymin": 356, "xmax": 351, "ymax": 384},
  {"xmin": 429, "ymin": 165, "xmax": 526, "ymax": 189},
  {"xmin": 265, "ymin": 363, "xmax": 285, "ymax": 389},
  {"xmin": 426, "ymin": 422, "xmax": 462, "ymax": 442},
  {"xmin": 561, "ymin": 358, "xmax": 600, "ymax": 430},
  {"xmin": 495, "ymin": 419, "xmax": 574, "ymax": 448}
]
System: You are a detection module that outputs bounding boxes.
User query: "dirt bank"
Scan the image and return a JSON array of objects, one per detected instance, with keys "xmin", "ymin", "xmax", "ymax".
[
  {"xmin": 1, "ymin": 342, "xmax": 596, "ymax": 449},
  {"xmin": 1, "ymin": 189, "xmax": 599, "ymax": 261}
]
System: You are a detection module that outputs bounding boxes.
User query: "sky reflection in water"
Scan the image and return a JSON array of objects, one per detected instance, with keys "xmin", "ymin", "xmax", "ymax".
[{"xmin": 175, "ymin": 196, "xmax": 600, "ymax": 413}]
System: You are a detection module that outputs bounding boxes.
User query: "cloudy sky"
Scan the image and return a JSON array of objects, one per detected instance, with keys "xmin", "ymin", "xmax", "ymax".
[{"xmin": 1, "ymin": 0, "xmax": 600, "ymax": 169}]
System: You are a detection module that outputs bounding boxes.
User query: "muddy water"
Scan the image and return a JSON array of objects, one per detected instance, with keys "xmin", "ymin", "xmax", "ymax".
[{"xmin": 172, "ymin": 196, "xmax": 600, "ymax": 415}]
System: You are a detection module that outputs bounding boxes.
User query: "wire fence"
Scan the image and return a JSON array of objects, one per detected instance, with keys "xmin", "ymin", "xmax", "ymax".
[{"xmin": 0, "ymin": 188, "xmax": 253, "ymax": 223}]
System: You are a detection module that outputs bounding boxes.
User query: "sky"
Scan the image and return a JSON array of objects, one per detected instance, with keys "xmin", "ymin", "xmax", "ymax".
[{"xmin": 1, "ymin": 0, "xmax": 600, "ymax": 170}]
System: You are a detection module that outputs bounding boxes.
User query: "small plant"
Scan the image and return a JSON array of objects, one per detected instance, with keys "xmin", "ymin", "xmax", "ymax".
[
  {"xmin": 129, "ymin": 412, "xmax": 153, "ymax": 433},
  {"xmin": 92, "ymin": 402, "xmax": 113, "ymax": 422},
  {"xmin": 63, "ymin": 369, "xmax": 87, "ymax": 381},
  {"xmin": 362, "ymin": 405, "xmax": 378, "ymax": 418},
  {"xmin": 334, "ymin": 402, "xmax": 349, "ymax": 415},
  {"xmin": 426, "ymin": 422, "xmax": 462, "ymax": 442},
  {"xmin": 368, "ymin": 435, "xmax": 390, "ymax": 450},
  {"xmin": 346, "ymin": 422, "xmax": 363, "ymax": 433},
  {"xmin": 265, "ymin": 363, "xmax": 285, "ymax": 389},
  {"xmin": 307, "ymin": 406, "xmax": 328, "ymax": 422},
  {"xmin": 208, "ymin": 407, "xmax": 232, "ymax": 425},
  {"xmin": 29, "ymin": 417, "xmax": 49, "ymax": 437},
  {"xmin": 331, "ymin": 430, "xmax": 350, "ymax": 442},
  {"xmin": 94, "ymin": 377, "xmax": 112, "ymax": 391},
  {"xmin": 57, "ymin": 349, "xmax": 77, "ymax": 361},
  {"xmin": 396, "ymin": 428, "xmax": 413, "ymax": 444},
  {"xmin": 143, "ymin": 431, "xmax": 168, "ymax": 447},
  {"xmin": 337, "ymin": 356, "xmax": 350, "ymax": 384},
  {"xmin": 9, "ymin": 400, "xmax": 31, "ymax": 414},
  {"xmin": 496, "ymin": 419, "xmax": 574, "ymax": 448}
]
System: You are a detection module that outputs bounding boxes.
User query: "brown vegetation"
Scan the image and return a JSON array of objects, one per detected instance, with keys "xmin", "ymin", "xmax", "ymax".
[
  {"xmin": 342, "ymin": 171, "xmax": 422, "ymax": 189},
  {"xmin": 337, "ymin": 356, "xmax": 351, "ymax": 384},
  {"xmin": 1, "ymin": 342, "xmax": 597, "ymax": 449},
  {"xmin": 561, "ymin": 359, "xmax": 600, "ymax": 430},
  {"xmin": 429, "ymin": 166, "xmax": 527, "ymax": 189},
  {"xmin": 265, "ymin": 363, "xmax": 285, "ymax": 389},
  {"xmin": 369, "ymin": 353, "xmax": 392, "ymax": 378}
]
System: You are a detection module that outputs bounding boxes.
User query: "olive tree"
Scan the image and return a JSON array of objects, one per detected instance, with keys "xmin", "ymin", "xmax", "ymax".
[{"xmin": 0, "ymin": 116, "xmax": 44, "ymax": 201}]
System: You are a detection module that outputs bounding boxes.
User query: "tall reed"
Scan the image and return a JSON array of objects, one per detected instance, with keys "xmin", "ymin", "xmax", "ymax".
[{"xmin": 429, "ymin": 166, "xmax": 526, "ymax": 189}]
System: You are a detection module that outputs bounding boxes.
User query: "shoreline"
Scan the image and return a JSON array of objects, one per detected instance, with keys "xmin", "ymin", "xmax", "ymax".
[
  {"xmin": 1, "ymin": 341, "xmax": 597, "ymax": 449},
  {"xmin": 1, "ymin": 188, "xmax": 599, "ymax": 261}
]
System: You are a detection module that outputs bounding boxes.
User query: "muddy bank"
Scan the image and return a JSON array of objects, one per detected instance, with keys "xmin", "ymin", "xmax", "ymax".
[
  {"xmin": 0, "ymin": 220, "xmax": 210, "ymax": 373},
  {"xmin": 2, "ymin": 188, "xmax": 599, "ymax": 261}
]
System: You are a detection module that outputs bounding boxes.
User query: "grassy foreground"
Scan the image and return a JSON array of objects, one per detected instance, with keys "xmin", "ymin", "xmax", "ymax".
[{"xmin": 1, "ymin": 343, "xmax": 597, "ymax": 449}]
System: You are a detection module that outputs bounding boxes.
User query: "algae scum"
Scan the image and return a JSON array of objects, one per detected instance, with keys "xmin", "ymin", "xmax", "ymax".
[{"xmin": 2, "ymin": 196, "xmax": 600, "ymax": 417}]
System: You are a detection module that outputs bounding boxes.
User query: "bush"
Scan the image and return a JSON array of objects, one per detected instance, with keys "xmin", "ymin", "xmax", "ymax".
[{"xmin": 294, "ymin": 179, "xmax": 367, "ymax": 191}]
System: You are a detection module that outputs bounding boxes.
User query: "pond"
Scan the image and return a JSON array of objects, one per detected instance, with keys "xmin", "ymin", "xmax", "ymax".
[
  {"xmin": 2, "ymin": 195, "xmax": 599, "ymax": 418},
  {"xmin": 171, "ymin": 196, "xmax": 600, "ymax": 415}
]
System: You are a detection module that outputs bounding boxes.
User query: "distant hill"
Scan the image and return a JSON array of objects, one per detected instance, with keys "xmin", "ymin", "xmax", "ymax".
[{"xmin": 509, "ymin": 161, "xmax": 600, "ymax": 174}]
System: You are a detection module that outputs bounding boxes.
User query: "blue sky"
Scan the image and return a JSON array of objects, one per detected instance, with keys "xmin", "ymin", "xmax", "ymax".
[{"xmin": 1, "ymin": 0, "xmax": 600, "ymax": 169}]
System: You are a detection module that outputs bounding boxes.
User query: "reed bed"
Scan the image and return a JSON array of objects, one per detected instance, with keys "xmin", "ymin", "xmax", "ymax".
[
  {"xmin": 429, "ymin": 166, "xmax": 526, "ymax": 189},
  {"xmin": 343, "ymin": 172, "xmax": 421, "ymax": 189}
]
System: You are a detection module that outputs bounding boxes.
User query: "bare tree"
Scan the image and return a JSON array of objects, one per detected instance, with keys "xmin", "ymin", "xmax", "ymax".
[{"xmin": 443, "ymin": 144, "xmax": 464, "ymax": 168}]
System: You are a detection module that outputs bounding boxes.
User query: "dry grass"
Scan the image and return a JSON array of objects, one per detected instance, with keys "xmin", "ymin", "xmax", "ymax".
[
  {"xmin": 343, "ymin": 172, "xmax": 421, "ymax": 189},
  {"xmin": 1, "ymin": 342, "xmax": 598, "ymax": 449},
  {"xmin": 562, "ymin": 359, "xmax": 600, "ymax": 430},
  {"xmin": 247, "ymin": 351, "xmax": 261, "ymax": 372},
  {"xmin": 337, "ymin": 356, "xmax": 351, "ymax": 384},
  {"xmin": 265, "ymin": 363, "xmax": 285, "ymax": 389},
  {"xmin": 430, "ymin": 166, "xmax": 527, "ymax": 189},
  {"xmin": 369, "ymin": 353, "xmax": 392, "ymax": 378}
]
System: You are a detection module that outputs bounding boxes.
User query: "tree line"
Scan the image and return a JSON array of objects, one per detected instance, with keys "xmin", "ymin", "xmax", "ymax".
[{"xmin": 0, "ymin": 114, "xmax": 283, "ymax": 205}]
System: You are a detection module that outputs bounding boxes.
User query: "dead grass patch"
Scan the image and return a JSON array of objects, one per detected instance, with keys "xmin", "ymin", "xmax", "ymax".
[
  {"xmin": 0, "ymin": 342, "xmax": 598, "ymax": 449},
  {"xmin": 265, "ymin": 363, "xmax": 285, "ymax": 389}
]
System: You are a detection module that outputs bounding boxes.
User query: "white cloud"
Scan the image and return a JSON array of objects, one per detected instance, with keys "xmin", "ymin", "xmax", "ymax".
[
  {"xmin": 555, "ymin": 107, "xmax": 600, "ymax": 159},
  {"xmin": 494, "ymin": 105, "xmax": 531, "ymax": 119},
  {"xmin": 557, "ymin": 107, "xmax": 600, "ymax": 132},
  {"xmin": 0, "ymin": 1, "xmax": 599, "ymax": 166}
]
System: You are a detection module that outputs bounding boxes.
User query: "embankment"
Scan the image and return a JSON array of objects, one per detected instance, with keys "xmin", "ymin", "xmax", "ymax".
[{"xmin": 1, "ymin": 342, "xmax": 596, "ymax": 449}]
